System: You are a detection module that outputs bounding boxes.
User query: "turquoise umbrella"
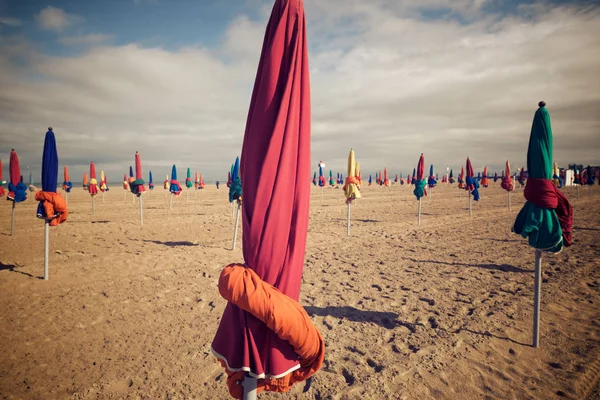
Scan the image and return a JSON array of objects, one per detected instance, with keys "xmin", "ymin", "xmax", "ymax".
[
  {"xmin": 513, "ymin": 103, "xmax": 567, "ymax": 253},
  {"xmin": 512, "ymin": 102, "xmax": 573, "ymax": 347}
]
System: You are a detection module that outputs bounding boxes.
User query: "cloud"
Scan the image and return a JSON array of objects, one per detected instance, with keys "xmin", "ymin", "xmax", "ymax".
[
  {"xmin": 35, "ymin": 6, "xmax": 82, "ymax": 32},
  {"xmin": 58, "ymin": 34, "xmax": 113, "ymax": 46},
  {"xmin": 0, "ymin": 17, "xmax": 22, "ymax": 27},
  {"xmin": 1, "ymin": 1, "xmax": 599, "ymax": 183}
]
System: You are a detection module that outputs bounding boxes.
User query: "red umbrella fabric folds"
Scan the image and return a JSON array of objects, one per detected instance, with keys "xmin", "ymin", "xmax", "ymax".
[
  {"xmin": 89, "ymin": 162, "xmax": 99, "ymax": 196},
  {"xmin": 211, "ymin": 0, "xmax": 323, "ymax": 397},
  {"xmin": 0, "ymin": 159, "xmax": 5, "ymax": 197},
  {"xmin": 8, "ymin": 150, "xmax": 28, "ymax": 202},
  {"xmin": 465, "ymin": 157, "xmax": 480, "ymax": 201},
  {"xmin": 501, "ymin": 161, "xmax": 514, "ymax": 191}
]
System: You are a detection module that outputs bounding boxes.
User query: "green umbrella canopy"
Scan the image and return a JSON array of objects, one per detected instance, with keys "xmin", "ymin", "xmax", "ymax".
[{"xmin": 513, "ymin": 102, "xmax": 563, "ymax": 253}]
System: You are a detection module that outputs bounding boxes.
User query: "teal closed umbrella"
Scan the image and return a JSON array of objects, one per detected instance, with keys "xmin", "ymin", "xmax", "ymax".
[
  {"xmin": 513, "ymin": 102, "xmax": 572, "ymax": 252},
  {"xmin": 512, "ymin": 102, "xmax": 573, "ymax": 348}
]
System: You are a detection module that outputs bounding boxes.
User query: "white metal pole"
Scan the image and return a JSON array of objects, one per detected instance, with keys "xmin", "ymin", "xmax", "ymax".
[
  {"xmin": 92, "ymin": 197, "xmax": 96, "ymax": 215},
  {"xmin": 418, "ymin": 199, "xmax": 421, "ymax": 226},
  {"xmin": 508, "ymin": 190, "xmax": 511, "ymax": 211},
  {"xmin": 170, "ymin": 193, "xmax": 173, "ymax": 210},
  {"xmin": 242, "ymin": 375, "xmax": 257, "ymax": 400},
  {"xmin": 139, "ymin": 195, "xmax": 143, "ymax": 226},
  {"xmin": 533, "ymin": 250, "xmax": 542, "ymax": 347},
  {"xmin": 44, "ymin": 221, "xmax": 49, "ymax": 280},
  {"xmin": 468, "ymin": 192, "xmax": 472, "ymax": 217},
  {"xmin": 232, "ymin": 202, "xmax": 241, "ymax": 250},
  {"xmin": 10, "ymin": 201, "xmax": 15, "ymax": 236},
  {"xmin": 346, "ymin": 202, "xmax": 351, "ymax": 236}
]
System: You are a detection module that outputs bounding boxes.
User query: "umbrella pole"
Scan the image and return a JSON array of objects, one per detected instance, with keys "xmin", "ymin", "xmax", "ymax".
[
  {"xmin": 170, "ymin": 193, "xmax": 173, "ymax": 210},
  {"xmin": 468, "ymin": 192, "xmax": 472, "ymax": 217},
  {"xmin": 139, "ymin": 195, "xmax": 144, "ymax": 226},
  {"xmin": 187, "ymin": 189, "xmax": 189, "ymax": 202},
  {"xmin": 242, "ymin": 375, "xmax": 257, "ymax": 400},
  {"xmin": 124, "ymin": 190, "xmax": 126, "ymax": 201},
  {"xmin": 65, "ymin": 192, "xmax": 68, "ymax": 205},
  {"xmin": 10, "ymin": 201, "xmax": 15, "ymax": 236},
  {"xmin": 418, "ymin": 198, "xmax": 421, "ymax": 226},
  {"xmin": 92, "ymin": 197, "xmax": 96, "ymax": 215},
  {"xmin": 102, "ymin": 191, "xmax": 105, "ymax": 203},
  {"xmin": 508, "ymin": 191, "xmax": 511, "ymax": 211},
  {"xmin": 232, "ymin": 202, "xmax": 241, "ymax": 250},
  {"xmin": 44, "ymin": 220, "xmax": 49, "ymax": 280},
  {"xmin": 429, "ymin": 188, "xmax": 431, "ymax": 203},
  {"xmin": 533, "ymin": 250, "xmax": 542, "ymax": 347},
  {"xmin": 346, "ymin": 202, "xmax": 351, "ymax": 236}
]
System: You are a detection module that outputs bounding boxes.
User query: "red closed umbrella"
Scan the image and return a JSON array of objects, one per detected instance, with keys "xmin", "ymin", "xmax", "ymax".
[
  {"xmin": 212, "ymin": 1, "xmax": 323, "ymax": 398},
  {"xmin": 0, "ymin": 159, "xmax": 5, "ymax": 197}
]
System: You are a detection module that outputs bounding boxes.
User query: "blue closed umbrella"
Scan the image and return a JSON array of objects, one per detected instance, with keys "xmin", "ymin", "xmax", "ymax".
[
  {"xmin": 37, "ymin": 128, "xmax": 67, "ymax": 280},
  {"xmin": 229, "ymin": 157, "xmax": 242, "ymax": 203}
]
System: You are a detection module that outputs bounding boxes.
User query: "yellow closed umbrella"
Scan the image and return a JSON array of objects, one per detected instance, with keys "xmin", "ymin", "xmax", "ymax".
[
  {"xmin": 343, "ymin": 149, "xmax": 361, "ymax": 236},
  {"xmin": 355, "ymin": 160, "xmax": 362, "ymax": 185},
  {"xmin": 552, "ymin": 162, "xmax": 560, "ymax": 188}
]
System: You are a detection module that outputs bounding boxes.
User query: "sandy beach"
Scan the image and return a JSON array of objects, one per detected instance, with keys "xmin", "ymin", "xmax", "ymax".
[{"xmin": 1, "ymin": 184, "xmax": 599, "ymax": 399}]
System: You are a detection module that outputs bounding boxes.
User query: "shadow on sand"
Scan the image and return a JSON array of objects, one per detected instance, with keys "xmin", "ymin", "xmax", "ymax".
[
  {"xmin": 0, "ymin": 262, "xmax": 43, "ymax": 279},
  {"xmin": 405, "ymin": 258, "xmax": 532, "ymax": 273},
  {"xmin": 305, "ymin": 306, "xmax": 406, "ymax": 330},
  {"xmin": 143, "ymin": 240, "xmax": 198, "ymax": 247},
  {"xmin": 458, "ymin": 327, "xmax": 531, "ymax": 347}
]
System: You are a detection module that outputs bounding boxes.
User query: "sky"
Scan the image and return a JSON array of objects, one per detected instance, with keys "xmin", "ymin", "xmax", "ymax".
[{"xmin": 0, "ymin": 0, "xmax": 599, "ymax": 183}]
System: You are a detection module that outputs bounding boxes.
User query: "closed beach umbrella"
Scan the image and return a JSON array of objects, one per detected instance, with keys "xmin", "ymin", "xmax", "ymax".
[
  {"xmin": 427, "ymin": 164, "xmax": 436, "ymax": 188},
  {"xmin": 89, "ymin": 162, "xmax": 99, "ymax": 196},
  {"xmin": 513, "ymin": 102, "xmax": 572, "ymax": 252},
  {"xmin": 62, "ymin": 166, "xmax": 72, "ymax": 193},
  {"xmin": 481, "ymin": 167, "xmax": 489, "ymax": 187},
  {"xmin": 343, "ymin": 149, "xmax": 360, "ymax": 235},
  {"xmin": 186, "ymin": 167, "xmax": 193, "ymax": 189},
  {"xmin": 211, "ymin": 2, "xmax": 323, "ymax": 397},
  {"xmin": 0, "ymin": 159, "xmax": 5, "ymax": 197},
  {"xmin": 552, "ymin": 163, "xmax": 562, "ymax": 188},
  {"xmin": 170, "ymin": 165, "xmax": 182, "ymax": 196},
  {"xmin": 512, "ymin": 101, "xmax": 573, "ymax": 347},
  {"xmin": 35, "ymin": 128, "xmax": 68, "ymax": 279}
]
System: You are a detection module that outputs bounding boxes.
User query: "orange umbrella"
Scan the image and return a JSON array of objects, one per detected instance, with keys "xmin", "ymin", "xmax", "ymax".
[{"xmin": 481, "ymin": 166, "xmax": 489, "ymax": 187}]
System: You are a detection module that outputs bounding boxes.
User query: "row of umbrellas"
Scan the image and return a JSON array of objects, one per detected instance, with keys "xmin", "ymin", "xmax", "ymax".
[{"xmin": 0, "ymin": 0, "xmax": 586, "ymax": 394}]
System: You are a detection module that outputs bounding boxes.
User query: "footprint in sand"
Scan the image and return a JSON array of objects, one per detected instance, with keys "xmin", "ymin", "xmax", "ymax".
[
  {"xmin": 341, "ymin": 369, "xmax": 356, "ymax": 386},
  {"xmin": 367, "ymin": 359, "xmax": 384, "ymax": 373}
]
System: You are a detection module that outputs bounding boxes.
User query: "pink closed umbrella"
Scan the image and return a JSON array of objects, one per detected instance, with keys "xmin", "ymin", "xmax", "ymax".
[{"xmin": 212, "ymin": 1, "xmax": 323, "ymax": 398}]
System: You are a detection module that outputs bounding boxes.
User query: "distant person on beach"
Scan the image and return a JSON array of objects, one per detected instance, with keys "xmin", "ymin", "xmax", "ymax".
[{"xmin": 216, "ymin": 181, "xmax": 220, "ymax": 189}]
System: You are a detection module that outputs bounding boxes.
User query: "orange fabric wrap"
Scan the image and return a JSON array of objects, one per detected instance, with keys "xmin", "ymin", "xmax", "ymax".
[
  {"xmin": 35, "ymin": 192, "xmax": 69, "ymax": 226},
  {"xmin": 343, "ymin": 176, "xmax": 360, "ymax": 189},
  {"xmin": 217, "ymin": 264, "xmax": 325, "ymax": 399}
]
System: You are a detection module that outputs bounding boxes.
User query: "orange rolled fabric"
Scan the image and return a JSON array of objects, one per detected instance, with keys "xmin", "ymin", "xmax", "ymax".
[
  {"xmin": 35, "ymin": 192, "xmax": 68, "ymax": 226},
  {"xmin": 217, "ymin": 264, "xmax": 325, "ymax": 399}
]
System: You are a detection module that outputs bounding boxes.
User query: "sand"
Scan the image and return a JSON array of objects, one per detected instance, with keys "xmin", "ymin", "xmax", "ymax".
[{"xmin": 0, "ymin": 184, "xmax": 599, "ymax": 399}]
